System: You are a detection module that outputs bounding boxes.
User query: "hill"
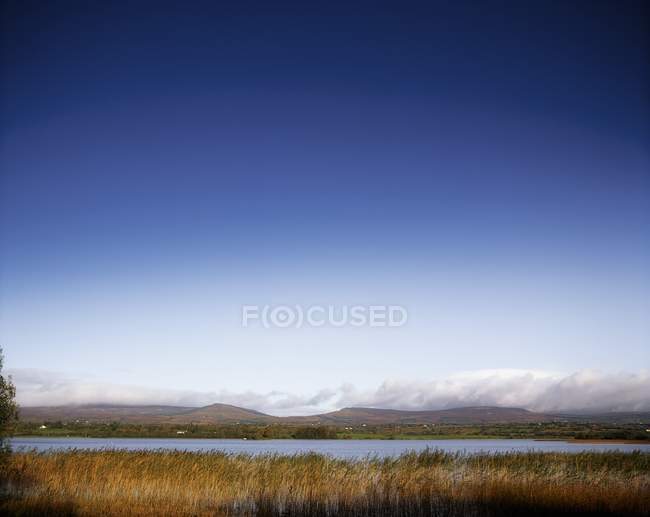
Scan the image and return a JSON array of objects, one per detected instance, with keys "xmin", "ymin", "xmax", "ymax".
[
  {"xmin": 18, "ymin": 403, "xmax": 277, "ymax": 425},
  {"xmin": 317, "ymin": 406, "xmax": 550, "ymax": 425},
  {"xmin": 168, "ymin": 404, "xmax": 279, "ymax": 424},
  {"xmin": 20, "ymin": 404, "xmax": 558, "ymax": 425},
  {"xmin": 19, "ymin": 403, "xmax": 650, "ymax": 426}
]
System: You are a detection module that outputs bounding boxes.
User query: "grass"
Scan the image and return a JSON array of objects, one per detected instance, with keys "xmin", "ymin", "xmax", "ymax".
[{"xmin": 1, "ymin": 449, "xmax": 649, "ymax": 516}]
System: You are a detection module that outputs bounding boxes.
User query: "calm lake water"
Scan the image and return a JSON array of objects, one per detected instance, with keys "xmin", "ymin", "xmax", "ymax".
[{"xmin": 10, "ymin": 437, "xmax": 650, "ymax": 458}]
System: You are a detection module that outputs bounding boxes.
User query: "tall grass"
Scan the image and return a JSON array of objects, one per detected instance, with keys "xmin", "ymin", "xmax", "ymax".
[{"xmin": 1, "ymin": 449, "xmax": 648, "ymax": 516}]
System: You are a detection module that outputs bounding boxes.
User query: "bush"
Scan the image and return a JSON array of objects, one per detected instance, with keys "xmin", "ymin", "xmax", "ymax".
[
  {"xmin": 292, "ymin": 426, "xmax": 338, "ymax": 439},
  {"xmin": 0, "ymin": 348, "xmax": 18, "ymax": 454}
]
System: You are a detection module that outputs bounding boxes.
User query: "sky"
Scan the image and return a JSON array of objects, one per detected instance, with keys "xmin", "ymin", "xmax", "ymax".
[{"xmin": 1, "ymin": 1, "xmax": 649, "ymax": 414}]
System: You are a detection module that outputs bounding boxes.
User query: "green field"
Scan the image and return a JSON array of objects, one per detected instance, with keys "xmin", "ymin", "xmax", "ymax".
[{"xmin": 13, "ymin": 420, "xmax": 650, "ymax": 442}]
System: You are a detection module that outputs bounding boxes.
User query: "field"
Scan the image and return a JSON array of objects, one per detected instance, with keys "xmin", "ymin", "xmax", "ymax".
[
  {"xmin": 13, "ymin": 420, "xmax": 650, "ymax": 442},
  {"xmin": 1, "ymin": 449, "xmax": 648, "ymax": 516}
]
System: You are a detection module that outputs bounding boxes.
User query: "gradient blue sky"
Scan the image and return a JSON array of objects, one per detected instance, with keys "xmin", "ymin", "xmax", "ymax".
[{"xmin": 1, "ymin": 1, "xmax": 649, "ymax": 412}]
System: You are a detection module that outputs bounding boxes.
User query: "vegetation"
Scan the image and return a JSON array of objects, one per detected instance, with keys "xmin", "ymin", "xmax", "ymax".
[
  {"xmin": 1, "ymin": 449, "xmax": 648, "ymax": 516},
  {"xmin": 14, "ymin": 420, "xmax": 650, "ymax": 442},
  {"xmin": 14, "ymin": 422, "xmax": 340, "ymax": 440},
  {"xmin": 292, "ymin": 426, "xmax": 338, "ymax": 439},
  {"xmin": 0, "ymin": 348, "xmax": 18, "ymax": 454}
]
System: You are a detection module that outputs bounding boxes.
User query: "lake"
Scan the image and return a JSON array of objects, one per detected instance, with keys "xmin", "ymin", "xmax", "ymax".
[{"xmin": 10, "ymin": 437, "xmax": 650, "ymax": 458}]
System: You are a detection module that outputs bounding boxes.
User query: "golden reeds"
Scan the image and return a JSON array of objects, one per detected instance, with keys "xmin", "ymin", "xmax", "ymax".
[{"xmin": 1, "ymin": 449, "xmax": 648, "ymax": 516}]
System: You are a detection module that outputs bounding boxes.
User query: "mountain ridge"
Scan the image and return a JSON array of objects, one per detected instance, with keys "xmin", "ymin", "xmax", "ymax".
[{"xmin": 18, "ymin": 403, "xmax": 650, "ymax": 425}]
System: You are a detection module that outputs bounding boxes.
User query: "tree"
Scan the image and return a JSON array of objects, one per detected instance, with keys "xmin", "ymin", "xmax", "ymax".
[
  {"xmin": 293, "ymin": 426, "xmax": 338, "ymax": 439},
  {"xmin": 0, "ymin": 348, "xmax": 18, "ymax": 452}
]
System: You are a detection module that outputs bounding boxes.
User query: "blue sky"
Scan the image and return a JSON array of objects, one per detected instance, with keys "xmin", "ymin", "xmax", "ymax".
[{"xmin": 1, "ymin": 1, "xmax": 648, "ymax": 412}]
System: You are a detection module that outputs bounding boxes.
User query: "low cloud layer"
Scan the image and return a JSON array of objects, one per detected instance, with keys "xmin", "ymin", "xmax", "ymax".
[{"xmin": 7, "ymin": 368, "xmax": 650, "ymax": 415}]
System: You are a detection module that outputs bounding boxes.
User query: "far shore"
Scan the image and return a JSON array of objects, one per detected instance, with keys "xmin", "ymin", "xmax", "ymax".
[
  {"xmin": 13, "ymin": 434, "xmax": 650, "ymax": 445},
  {"xmin": 536, "ymin": 438, "xmax": 650, "ymax": 445},
  {"xmin": 573, "ymin": 439, "xmax": 650, "ymax": 445},
  {"xmin": 15, "ymin": 419, "xmax": 650, "ymax": 443}
]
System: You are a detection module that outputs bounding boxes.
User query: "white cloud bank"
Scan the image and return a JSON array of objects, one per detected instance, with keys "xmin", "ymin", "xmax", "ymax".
[{"xmin": 7, "ymin": 368, "xmax": 650, "ymax": 415}]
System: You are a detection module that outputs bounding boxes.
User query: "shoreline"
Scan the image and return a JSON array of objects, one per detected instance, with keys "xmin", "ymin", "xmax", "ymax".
[
  {"xmin": 13, "ymin": 435, "xmax": 650, "ymax": 445},
  {"xmin": 534, "ymin": 438, "xmax": 650, "ymax": 445}
]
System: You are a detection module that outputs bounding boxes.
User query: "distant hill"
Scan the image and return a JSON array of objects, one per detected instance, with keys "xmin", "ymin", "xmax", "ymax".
[
  {"xmin": 19, "ymin": 403, "xmax": 650, "ymax": 426},
  {"xmin": 17, "ymin": 404, "xmax": 195, "ymax": 423},
  {"xmin": 19, "ymin": 403, "xmax": 278, "ymax": 425},
  {"xmin": 317, "ymin": 406, "xmax": 550, "ymax": 425},
  {"xmin": 550, "ymin": 412, "xmax": 650, "ymax": 424},
  {"xmin": 167, "ymin": 404, "xmax": 279, "ymax": 424}
]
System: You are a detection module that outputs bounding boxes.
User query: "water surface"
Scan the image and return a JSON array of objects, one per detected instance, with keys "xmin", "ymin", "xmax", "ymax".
[{"xmin": 10, "ymin": 437, "xmax": 650, "ymax": 458}]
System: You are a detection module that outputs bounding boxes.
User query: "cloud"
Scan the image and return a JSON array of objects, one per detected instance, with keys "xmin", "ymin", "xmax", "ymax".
[
  {"xmin": 7, "ymin": 368, "xmax": 650, "ymax": 415},
  {"xmin": 336, "ymin": 370, "xmax": 650, "ymax": 413},
  {"xmin": 6, "ymin": 369, "xmax": 339, "ymax": 416}
]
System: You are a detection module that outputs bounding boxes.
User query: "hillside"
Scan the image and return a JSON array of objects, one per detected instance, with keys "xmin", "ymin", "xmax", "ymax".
[
  {"xmin": 167, "ymin": 404, "xmax": 279, "ymax": 424},
  {"xmin": 18, "ymin": 403, "xmax": 278, "ymax": 425},
  {"xmin": 20, "ymin": 402, "xmax": 650, "ymax": 426},
  {"xmin": 17, "ymin": 405, "xmax": 195, "ymax": 423},
  {"xmin": 20, "ymin": 404, "xmax": 557, "ymax": 425},
  {"xmin": 318, "ymin": 406, "xmax": 550, "ymax": 425}
]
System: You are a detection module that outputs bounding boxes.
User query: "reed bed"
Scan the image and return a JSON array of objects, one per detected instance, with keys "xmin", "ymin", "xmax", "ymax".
[{"xmin": 1, "ymin": 449, "xmax": 648, "ymax": 516}]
